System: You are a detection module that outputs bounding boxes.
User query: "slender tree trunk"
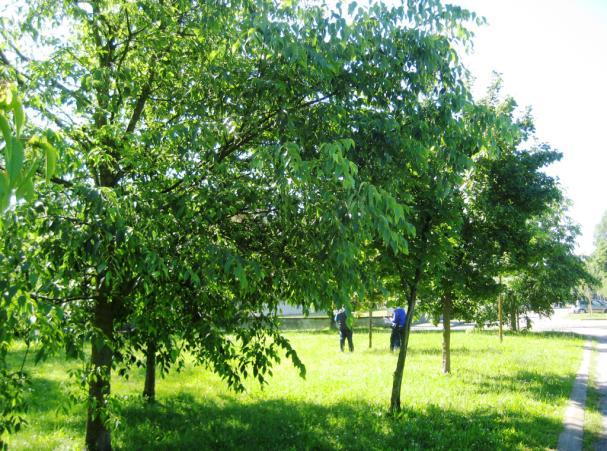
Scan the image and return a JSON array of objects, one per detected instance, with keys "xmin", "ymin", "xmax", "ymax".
[
  {"xmin": 442, "ymin": 294, "xmax": 452, "ymax": 374},
  {"xmin": 510, "ymin": 301, "xmax": 517, "ymax": 332},
  {"xmin": 85, "ymin": 298, "xmax": 113, "ymax": 451},
  {"xmin": 498, "ymin": 276, "xmax": 503, "ymax": 343},
  {"xmin": 390, "ymin": 218, "xmax": 430, "ymax": 413},
  {"xmin": 368, "ymin": 308, "xmax": 373, "ymax": 349},
  {"xmin": 516, "ymin": 312, "xmax": 520, "ymax": 331},
  {"xmin": 390, "ymin": 281, "xmax": 418, "ymax": 412},
  {"xmin": 143, "ymin": 340, "xmax": 157, "ymax": 403}
]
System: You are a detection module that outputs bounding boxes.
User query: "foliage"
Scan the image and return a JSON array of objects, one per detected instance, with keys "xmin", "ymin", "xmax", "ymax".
[
  {"xmin": 0, "ymin": 83, "xmax": 58, "ymax": 210},
  {"xmin": 0, "ymin": 83, "xmax": 58, "ymax": 446},
  {"xmin": 0, "ymin": 0, "xmax": 433, "ymax": 446},
  {"xmin": 589, "ymin": 211, "xmax": 607, "ymax": 298},
  {"xmin": 0, "ymin": 0, "xmax": 587, "ymax": 445},
  {"xmin": 503, "ymin": 203, "xmax": 592, "ymax": 326}
]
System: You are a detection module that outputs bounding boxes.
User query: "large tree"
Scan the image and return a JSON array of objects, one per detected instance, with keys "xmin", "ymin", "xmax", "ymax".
[{"xmin": 0, "ymin": 1, "xmax": 424, "ymax": 448}]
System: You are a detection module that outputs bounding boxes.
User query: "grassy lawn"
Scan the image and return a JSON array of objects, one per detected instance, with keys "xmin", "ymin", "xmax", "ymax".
[{"xmin": 5, "ymin": 329, "xmax": 584, "ymax": 450}]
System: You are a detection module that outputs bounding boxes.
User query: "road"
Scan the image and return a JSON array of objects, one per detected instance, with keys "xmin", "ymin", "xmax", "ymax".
[
  {"xmin": 412, "ymin": 307, "xmax": 607, "ymax": 337},
  {"xmin": 530, "ymin": 307, "xmax": 607, "ymax": 338}
]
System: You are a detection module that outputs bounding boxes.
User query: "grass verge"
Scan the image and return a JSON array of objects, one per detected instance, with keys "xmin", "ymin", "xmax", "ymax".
[{"xmin": 6, "ymin": 329, "xmax": 584, "ymax": 450}]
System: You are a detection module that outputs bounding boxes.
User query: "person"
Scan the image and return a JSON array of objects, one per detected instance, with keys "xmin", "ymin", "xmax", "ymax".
[
  {"xmin": 334, "ymin": 308, "xmax": 354, "ymax": 352},
  {"xmin": 389, "ymin": 306, "xmax": 406, "ymax": 352}
]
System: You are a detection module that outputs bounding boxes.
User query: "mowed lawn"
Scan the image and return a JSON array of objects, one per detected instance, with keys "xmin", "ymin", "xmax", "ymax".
[{"xmin": 7, "ymin": 330, "xmax": 584, "ymax": 450}]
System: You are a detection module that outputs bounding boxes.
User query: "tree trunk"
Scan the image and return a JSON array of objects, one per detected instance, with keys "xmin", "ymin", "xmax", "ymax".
[
  {"xmin": 510, "ymin": 301, "xmax": 517, "ymax": 332},
  {"xmin": 442, "ymin": 294, "xmax": 452, "ymax": 374},
  {"xmin": 516, "ymin": 312, "xmax": 520, "ymax": 331},
  {"xmin": 498, "ymin": 276, "xmax": 503, "ymax": 343},
  {"xmin": 390, "ymin": 283, "xmax": 418, "ymax": 412},
  {"xmin": 368, "ymin": 309, "xmax": 373, "ymax": 349},
  {"xmin": 85, "ymin": 298, "xmax": 113, "ymax": 451},
  {"xmin": 143, "ymin": 340, "xmax": 157, "ymax": 403},
  {"xmin": 390, "ymin": 218, "xmax": 430, "ymax": 413}
]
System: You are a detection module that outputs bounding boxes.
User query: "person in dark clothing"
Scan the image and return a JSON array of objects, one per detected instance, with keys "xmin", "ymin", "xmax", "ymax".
[
  {"xmin": 389, "ymin": 306, "xmax": 406, "ymax": 352},
  {"xmin": 334, "ymin": 308, "xmax": 354, "ymax": 352}
]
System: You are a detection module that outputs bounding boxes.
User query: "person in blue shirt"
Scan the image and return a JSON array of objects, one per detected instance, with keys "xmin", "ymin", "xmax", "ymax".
[
  {"xmin": 334, "ymin": 308, "xmax": 354, "ymax": 352},
  {"xmin": 389, "ymin": 306, "xmax": 406, "ymax": 352}
]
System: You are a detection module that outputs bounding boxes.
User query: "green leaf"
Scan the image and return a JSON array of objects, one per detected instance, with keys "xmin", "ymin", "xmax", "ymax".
[
  {"xmin": 15, "ymin": 177, "xmax": 34, "ymax": 200},
  {"xmin": 0, "ymin": 85, "xmax": 12, "ymax": 108},
  {"xmin": 0, "ymin": 171, "xmax": 9, "ymax": 195},
  {"xmin": 8, "ymin": 138, "xmax": 24, "ymax": 183},
  {"xmin": 0, "ymin": 194, "xmax": 8, "ymax": 211},
  {"xmin": 0, "ymin": 113, "xmax": 11, "ymax": 143},
  {"xmin": 44, "ymin": 142, "xmax": 58, "ymax": 180},
  {"xmin": 12, "ymin": 93, "xmax": 25, "ymax": 138}
]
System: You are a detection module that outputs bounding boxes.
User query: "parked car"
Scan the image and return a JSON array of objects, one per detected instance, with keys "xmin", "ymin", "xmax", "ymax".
[{"xmin": 572, "ymin": 299, "xmax": 607, "ymax": 314}]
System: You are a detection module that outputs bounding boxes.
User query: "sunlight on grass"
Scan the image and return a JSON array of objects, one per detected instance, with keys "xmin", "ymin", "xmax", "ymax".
[{"xmin": 7, "ymin": 330, "xmax": 584, "ymax": 450}]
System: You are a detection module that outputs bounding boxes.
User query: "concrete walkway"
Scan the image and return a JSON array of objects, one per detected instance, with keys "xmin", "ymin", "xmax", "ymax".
[
  {"xmin": 531, "ymin": 310, "xmax": 607, "ymax": 451},
  {"xmin": 596, "ymin": 336, "xmax": 607, "ymax": 451},
  {"xmin": 557, "ymin": 340, "xmax": 592, "ymax": 451}
]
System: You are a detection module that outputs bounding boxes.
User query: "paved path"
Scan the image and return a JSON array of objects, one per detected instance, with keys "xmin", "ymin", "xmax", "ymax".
[
  {"xmin": 596, "ymin": 336, "xmax": 607, "ymax": 450},
  {"xmin": 557, "ymin": 340, "xmax": 592, "ymax": 451},
  {"xmin": 531, "ymin": 309, "xmax": 607, "ymax": 451}
]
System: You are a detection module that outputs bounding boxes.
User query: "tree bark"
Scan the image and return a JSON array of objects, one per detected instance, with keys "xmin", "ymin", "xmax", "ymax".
[
  {"xmin": 517, "ymin": 313, "xmax": 520, "ymax": 332},
  {"xmin": 498, "ymin": 276, "xmax": 503, "ymax": 343},
  {"xmin": 390, "ymin": 281, "xmax": 418, "ymax": 412},
  {"xmin": 442, "ymin": 294, "xmax": 452, "ymax": 374},
  {"xmin": 85, "ymin": 298, "xmax": 113, "ymax": 451},
  {"xmin": 368, "ymin": 308, "xmax": 373, "ymax": 349},
  {"xmin": 390, "ymin": 217, "xmax": 432, "ymax": 413},
  {"xmin": 510, "ymin": 301, "xmax": 517, "ymax": 332},
  {"xmin": 143, "ymin": 340, "xmax": 157, "ymax": 403}
]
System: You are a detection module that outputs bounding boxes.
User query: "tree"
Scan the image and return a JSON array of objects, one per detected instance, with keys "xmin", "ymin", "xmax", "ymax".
[
  {"xmin": 420, "ymin": 192, "xmax": 498, "ymax": 374},
  {"xmin": 503, "ymin": 202, "xmax": 590, "ymax": 329},
  {"xmin": 2, "ymin": 1, "xmax": 412, "ymax": 448},
  {"xmin": 590, "ymin": 212, "xmax": 607, "ymax": 298},
  {"xmin": 419, "ymin": 84, "xmax": 573, "ymax": 372}
]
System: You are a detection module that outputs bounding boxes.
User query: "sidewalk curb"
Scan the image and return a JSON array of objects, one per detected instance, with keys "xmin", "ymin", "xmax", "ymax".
[
  {"xmin": 596, "ymin": 336, "xmax": 607, "ymax": 450},
  {"xmin": 557, "ymin": 340, "xmax": 592, "ymax": 451}
]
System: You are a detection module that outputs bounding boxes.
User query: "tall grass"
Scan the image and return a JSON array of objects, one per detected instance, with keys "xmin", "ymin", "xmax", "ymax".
[{"xmin": 7, "ymin": 329, "xmax": 584, "ymax": 450}]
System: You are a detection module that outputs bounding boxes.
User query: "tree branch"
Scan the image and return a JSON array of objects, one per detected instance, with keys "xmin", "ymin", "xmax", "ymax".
[
  {"xmin": 126, "ymin": 69, "xmax": 155, "ymax": 133},
  {"xmin": 31, "ymin": 293, "xmax": 96, "ymax": 304}
]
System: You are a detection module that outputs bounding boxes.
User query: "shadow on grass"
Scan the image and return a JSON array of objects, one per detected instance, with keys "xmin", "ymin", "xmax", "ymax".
[
  {"xmin": 10, "ymin": 353, "xmax": 573, "ymax": 451},
  {"xmin": 113, "ymin": 393, "xmax": 564, "ymax": 451},
  {"xmin": 471, "ymin": 369, "xmax": 574, "ymax": 403},
  {"xmin": 23, "ymin": 376, "xmax": 84, "ymax": 432}
]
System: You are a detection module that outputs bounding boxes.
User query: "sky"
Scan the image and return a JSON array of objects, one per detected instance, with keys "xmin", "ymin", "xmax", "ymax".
[{"xmin": 449, "ymin": 0, "xmax": 607, "ymax": 256}]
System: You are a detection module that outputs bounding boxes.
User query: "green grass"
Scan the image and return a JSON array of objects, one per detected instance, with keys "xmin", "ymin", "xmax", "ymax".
[{"xmin": 5, "ymin": 330, "xmax": 585, "ymax": 450}]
